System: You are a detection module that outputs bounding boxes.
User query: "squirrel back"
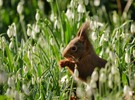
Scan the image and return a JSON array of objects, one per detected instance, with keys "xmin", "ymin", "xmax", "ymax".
[{"xmin": 59, "ymin": 21, "xmax": 107, "ymax": 82}]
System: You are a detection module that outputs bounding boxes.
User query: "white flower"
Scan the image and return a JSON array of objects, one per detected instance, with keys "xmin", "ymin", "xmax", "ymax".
[
  {"xmin": 90, "ymin": 79, "xmax": 97, "ymax": 88},
  {"xmin": 99, "ymin": 34, "xmax": 104, "ymax": 46},
  {"xmin": 91, "ymin": 32, "xmax": 97, "ymax": 41},
  {"xmin": 0, "ymin": 71, "xmax": 7, "ymax": 84},
  {"xmin": 54, "ymin": 19, "xmax": 60, "ymax": 29},
  {"xmin": 85, "ymin": 85, "xmax": 93, "ymax": 97},
  {"xmin": 77, "ymin": 3, "xmax": 86, "ymax": 13},
  {"xmin": 34, "ymin": 23, "xmax": 40, "ymax": 33},
  {"xmin": 123, "ymin": 85, "xmax": 131, "ymax": 95},
  {"xmin": 7, "ymin": 23, "xmax": 17, "ymax": 38},
  {"xmin": 19, "ymin": 93, "xmax": 24, "ymax": 100},
  {"xmin": 91, "ymin": 70, "xmax": 98, "ymax": 82},
  {"xmin": 125, "ymin": 52, "xmax": 131, "ymax": 64},
  {"xmin": 113, "ymin": 11, "xmax": 118, "ymax": 23},
  {"xmin": 133, "ymin": 50, "xmax": 135, "ymax": 58},
  {"xmin": 111, "ymin": 66, "xmax": 118, "ymax": 75},
  {"xmin": 27, "ymin": 26, "xmax": 32, "ymax": 36},
  {"xmin": 14, "ymin": 91, "xmax": 19, "ymax": 100},
  {"xmin": 47, "ymin": 0, "xmax": 53, "ymax": 2},
  {"xmin": 5, "ymin": 88, "xmax": 13, "ymax": 97},
  {"xmin": 99, "ymin": 72, "xmax": 106, "ymax": 83},
  {"xmin": 60, "ymin": 75, "xmax": 68, "ymax": 84},
  {"xmin": 84, "ymin": 0, "xmax": 89, "ymax": 5},
  {"xmin": 50, "ymin": 13, "xmax": 56, "ymax": 22},
  {"xmin": 17, "ymin": 1, "xmax": 24, "ymax": 14},
  {"xmin": 66, "ymin": 9, "xmax": 74, "ymax": 20},
  {"xmin": 35, "ymin": 10, "xmax": 40, "ymax": 21},
  {"xmin": 76, "ymin": 87, "xmax": 85, "ymax": 98},
  {"xmin": 50, "ymin": 37, "xmax": 54, "ymax": 45},
  {"xmin": 24, "ymin": 66, "xmax": 28, "ymax": 74},
  {"xmin": 0, "ymin": 0, "xmax": 3, "ymax": 7},
  {"xmin": 94, "ymin": 0, "xmax": 100, "ymax": 6},
  {"xmin": 108, "ymin": 80, "xmax": 113, "ymax": 89},
  {"xmin": 22, "ymin": 84, "xmax": 30, "ymax": 95},
  {"xmin": 109, "ymin": 51, "xmax": 116, "ymax": 60},
  {"xmin": 9, "ymin": 40, "xmax": 14, "ymax": 50},
  {"xmin": 130, "ymin": 23, "xmax": 135, "ymax": 33},
  {"xmin": 74, "ymin": 64, "xmax": 79, "ymax": 77},
  {"xmin": 8, "ymin": 76, "xmax": 15, "ymax": 88}
]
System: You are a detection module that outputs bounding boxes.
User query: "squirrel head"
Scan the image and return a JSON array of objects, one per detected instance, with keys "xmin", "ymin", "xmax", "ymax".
[{"xmin": 62, "ymin": 21, "xmax": 94, "ymax": 62}]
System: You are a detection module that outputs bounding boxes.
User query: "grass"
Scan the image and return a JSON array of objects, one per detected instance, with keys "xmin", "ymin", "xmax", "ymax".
[{"xmin": 0, "ymin": 0, "xmax": 135, "ymax": 100}]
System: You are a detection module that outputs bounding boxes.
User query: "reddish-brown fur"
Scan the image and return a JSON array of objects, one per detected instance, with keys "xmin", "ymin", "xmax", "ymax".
[{"xmin": 59, "ymin": 21, "xmax": 107, "ymax": 82}]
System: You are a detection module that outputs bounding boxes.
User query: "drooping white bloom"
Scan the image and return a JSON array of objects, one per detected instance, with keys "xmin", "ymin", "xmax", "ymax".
[
  {"xmin": 0, "ymin": 0, "xmax": 3, "ymax": 7},
  {"xmin": 27, "ymin": 25, "xmax": 32, "ymax": 36},
  {"xmin": 60, "ymin": 75, "xmax": 68, "ymax": 84},
  {"xmin": 77, "ymin": 3, "xmax": 86, "ymax": 13},
  {"xmin": 123, "ymin": 85, "xmax": 131, "ymax": 95},
  {"xmin": 85, "ymin": 85, "xmax": 93, "ymax": 97},
  {"xmin": 91, "ymin": 32, "xmax": 97, "ymax": 41},
  {"xmin": 66, "ymin": 9, "xmax": 74, "ymax": 20},
  {"xmin": 22, "ymin": 84, "xmax": 30, "ymax": 95},
  {"xmin": 35, "ymin": 10, "xmax": 40, "ymax": 21},
  {"xmin": 17, "ymin": 1, "xmax": 24, "ymax": 14},
  {"xmin": 125, "ymin": 52, "xmax": 131, "ymax": 64},
  {"xmin": 130, "ymin": 23, "xmax": 135, "ymax": 33},
  {"xmin": 90, "ymin": 79, "xmax": 97, "ymax": 88},
  {"xmin": 9, "ymin": 40, "xmax": 14, "ymax": 50},
  {"xmin": 34, "ymin": 23, "xmax": 40, "ymax": 33},
  {"xmin": 133, "ymin": 50, "xmax": 135, "ymax": 58},
  {"xmin": 0, "ymin": 71, "xmax": 7, "ymax": 84},
  {"xmin": 108, "ymin": 80, "xmax": 113, "ymax": 89},
  {"xmin": 50, "ymin": 13, "xmax": 56, "ymax": 22},
  {"xmin": 99, "ymin": 72, "xmax": 106, "ymax": 83},
  {"xmin": 7, "ymin": 23, "xmax": 17, "ymax": 38},
  {"xmin": 91, "ymin": 70, "xmax": 98, "ymax": 81},
  {"xmin": 84, "ymin": 0, "xmax": 89, "ymax": 5},
  {"xmin": 76, "ymin": 87, "xmax": 85, "ymax": 98},
  {"xmin": 14, "ymin": 90, "xmax": 19, "ymax": 100},
  {"xmin": 111, "ymin": 66, "xmax": 118, "ymax": 75},
  {"xmin": 8, "ymin": 76, "xmax": 15, "ymax": 88},
  {"xmin": 74, "ymin": 64, "xmax": 79, "ymax": 77},
  {"xmin": 94, "ymin": 0, "xmax": 100, "ymax": 6},
  {"xmin": 54, "ymin": 19, "xmax": 60, "ymax": 29}
]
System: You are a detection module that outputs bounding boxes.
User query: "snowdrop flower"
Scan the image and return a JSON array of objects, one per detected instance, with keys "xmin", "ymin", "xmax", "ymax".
[
  {"xmin": 19, "ymin": 93, "xmax": 24, "ymax": 100},
  {"xmin": 14, "ymin": 90, "xmax": 19, "ymax": 100},
  {"xmin": 74, "ymin": 64, "xmax": 79, "ymax": 77},
  {"xmin": 50, "ymin": 36, "xmax": 55, "ymax": 45},
  {"xmin": 34, "ymin": 23, "xmax": 40, "ymax": 33},
  {"xmin": 133, "ymin": 50, "xmax": 135, "ymax": 58},
  {"xmin": 8, "ymin": 76, "xmax": 15, "ymax": 88},
  {"xmin": 9, "ymin": 40, "xmax": 14, "ymax": 50},
  {"xmin": 125, "ymin": 52, "xmax": 131, "ymax": 64},
  {"xmin": 0, "ymin": 70, "xmax": 7, "ymax": 84},
  {"xmin": 76, "ymin": 87, "xmax": 85, "ymax": 98},
  {"xmin": 22, "ymin": 84, "xmax": 30, "ymax": 95},
  {"xmin": 130, "ymin": 23, "xmax": 135, "ymax": 33},
  {"xmin": 109, "ymin": 51, "xmax": 116, "ymax": 60},
  {"xmin": 50, "ymin": 13, "xmax": 56, "ymax": 22},
  {"xmin": 84, "ymin": 0, "xmax": 89, "ymax": 5},
  {"xmin": 91, "ymin": 32, "xmax": 97, "ymax": 41},
  {"xmin": 77, "ymin": 3, "xmax": 86, "ymax": 13},
  {"xmin": 7, "ymin": 23, "xmax": 17, "ymax": 38},
  {"xmin": 94, "ymin": 0, "xmax": 100, "ymax": 6},
  {"xmin": 99, "ymin": 72, "xmax": 106, "ymax": 83},
  {"xmin": 27, "ymin": 25, "xmax": 32, "ymax": 36},
  {"xmin": 47, "ymin": 0, "xmax": 53, "ymax": 2},
  {"xmin": 66, "ymin": 9, "xmax": 74, "ymax": 20},
  {"xmin": 90, "ymin": 79, "xmax": 97, "ymax": 88},
  {"xmin": 111, "ymin": 66, "xmax": 118, "ymax": 75},
  {"xmin": 108, "ymin": 80, "xmax": 113, "ymax": 89},
  {"xmin": 5, "ymin": 88, "xmax": 13, "ymax": 97},
  {"xmin": 24, "ymin": 66, "xmax": 28, "ymax": 74},
  {"xmin": 99, "ymin": 34, "xmax": 105, "ymax": 46},
  {"xmin": 113, "ymin": 11, "xmax": 118, "ymax": 23},
  {"xmin": 60, "ymin": 75, "xmax": 68, "ymax": 84},
  {"xmin": 35, "ymin": 10, "xmax": 40, "ymax": 21},
  {"xmin": 85, "ymin": 85, "xmax": 93, "ymax": 97},
  {"xmin": 0, "ymin": 0, "xmax": 3, "ymax": 7},
  {"xmin": 54, "ymin": 19, "xmax": 60, "ymax": 29},
  {"xmin": 123, "ymin": 85, "xmax": 131, "ymax": 95},
  {"xmin": 17, "ymin": 1, "xmax": 24, "ymax": 14},
  {"xmin": 91, "ymin": 70, "xmax": 98, "ymax": 82}
]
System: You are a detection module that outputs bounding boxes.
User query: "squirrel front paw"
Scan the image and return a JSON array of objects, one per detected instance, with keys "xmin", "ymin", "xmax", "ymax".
[{"xmin": 59, "ymin": 59, "xmax": 75, "ymax": 69}]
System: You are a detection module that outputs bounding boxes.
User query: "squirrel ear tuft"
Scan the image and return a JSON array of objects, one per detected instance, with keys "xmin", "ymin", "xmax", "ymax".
[{"xmin": 76, "ymin": 21, "xmax": 90, "ymax": 41}]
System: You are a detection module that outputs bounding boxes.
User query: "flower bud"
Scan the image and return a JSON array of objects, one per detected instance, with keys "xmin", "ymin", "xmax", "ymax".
[
  {"xmin": 35, "ymin": 10, "xmax": 40, "ymax": 21},
  {"xmin": 125, "ymin": 52, "xmax": 131, "ymax": 64},
  {"xmin": 99, "ymin": 72, "xmax": 106, "ymax": 83},
  {"xmin": 22, "ymin": 84, "xmax": 29, "ymax": 95},
  {"xmin": 77, "ymin": 3, "xmax": 86, "ymax": 13},
  {"xmin": 91, "ymin": 70, "xmax": 98, "ymax": 82},
  {"xmin": 17, "ymin": 1, "xmax": 24, "ymax": 14}
]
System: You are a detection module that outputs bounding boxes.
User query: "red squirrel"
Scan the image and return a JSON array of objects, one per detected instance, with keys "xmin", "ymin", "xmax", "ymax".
[{"xmin": 59, "ymin": 21, "xmax": 107, "ymax": 82}]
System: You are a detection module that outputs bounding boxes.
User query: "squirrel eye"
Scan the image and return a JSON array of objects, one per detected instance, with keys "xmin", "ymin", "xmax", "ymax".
[{"xmin": 71, "ymin": 46, "xmax": 77, "ymax": 51}]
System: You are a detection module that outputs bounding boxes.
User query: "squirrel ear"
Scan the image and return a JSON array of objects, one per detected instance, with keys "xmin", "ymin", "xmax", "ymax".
[{"xmin": 76, "ymin": 21, "xmax": 90, "ymax": 41}]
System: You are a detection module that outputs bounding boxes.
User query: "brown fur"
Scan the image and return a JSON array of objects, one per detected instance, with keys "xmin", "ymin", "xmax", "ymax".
[{"xmin": 59, "ymin": 21, "xmax": 107, "ymax": 82}]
